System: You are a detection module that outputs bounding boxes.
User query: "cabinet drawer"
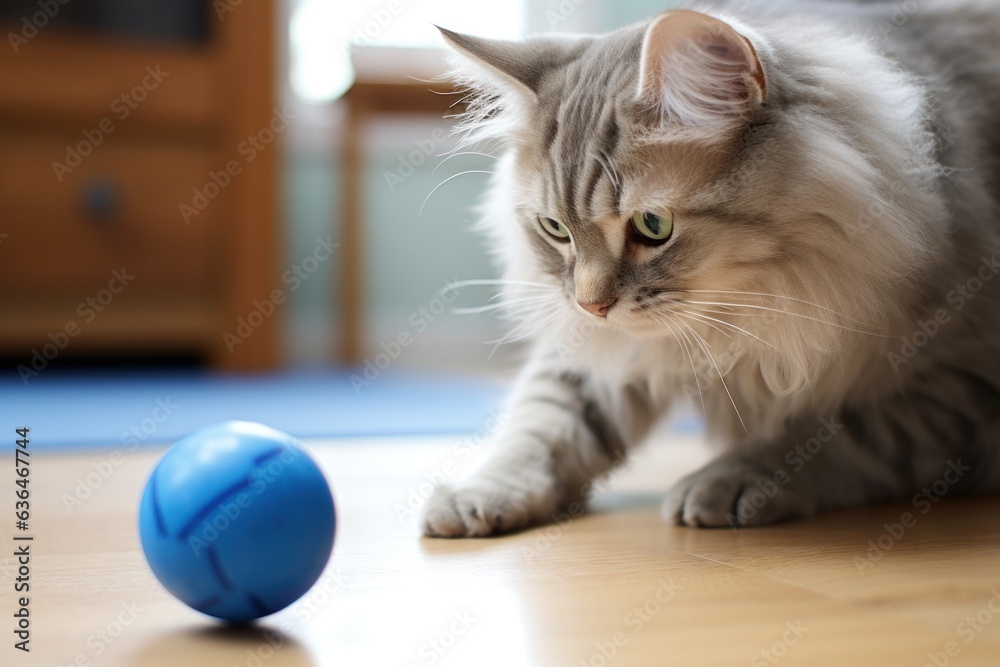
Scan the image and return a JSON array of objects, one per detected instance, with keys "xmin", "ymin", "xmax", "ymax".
[{"xmin": 0, "ymin": 133, "xmax": 220, "ymax": 295}]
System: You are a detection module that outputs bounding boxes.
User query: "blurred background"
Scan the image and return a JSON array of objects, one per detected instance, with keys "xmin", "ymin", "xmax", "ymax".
[{"xmin": 1, "ymin": 0, "xmax": 675, "ymax": 446}]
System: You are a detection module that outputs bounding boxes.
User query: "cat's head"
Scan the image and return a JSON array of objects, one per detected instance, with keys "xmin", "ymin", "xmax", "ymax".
[{"xmin": 440, "ymin": 11, "xmax": 941, "ymax": 394}]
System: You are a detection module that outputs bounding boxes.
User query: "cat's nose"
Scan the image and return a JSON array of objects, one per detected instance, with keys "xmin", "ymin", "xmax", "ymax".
[{"xmin": 578, "ymin": 298, "xmax": 617, "ymax": 318}]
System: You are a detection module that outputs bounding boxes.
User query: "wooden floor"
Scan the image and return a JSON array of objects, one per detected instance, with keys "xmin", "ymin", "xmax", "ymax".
[{"xmin": 9, "ymin": 433, "xmax": 1000, "ymax": 667}]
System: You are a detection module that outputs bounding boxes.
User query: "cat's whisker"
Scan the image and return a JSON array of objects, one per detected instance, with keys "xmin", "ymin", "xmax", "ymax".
[
  {"xmin": 488, "ymin": 299, "xmax": 565, "ymax": 315},
  {"xmin": 680, "ymin": 289, "xmax": 871, "ymax": 326},
  {"xmin": 443, "ymin": 90, "xmax": 481, "ymax": 111},
  {"xmin": 418, "ymin": 170, "xmax": 495, "ymax": 224},
  {"xmin": 482, "ymin": 288, "xmax": 561, "ymax": 306},
  {"xmin": 446, "ymin": 278, "xmax": 559, "ymax": 290},
  {"xmin": 404, "ymin": 74, "xmax": 453, "ymax": 86},
  {"xmin": 488, "ymin": 287, "xmax": 559, "ymax": 298},
  {"xmin": 684, "ymin": 301, "xmax": 891, "ymax": 337},
  {"xmin": 433, "ymin": 281, "xmax": 557, "ymax": 307},
  {"xmin": 672, "ymin": 310, "xmax": 734, "ymax": 340},
  {"xmin": 656, "ymin": 314, "xmax": 707, "ymax": 417},
  {"xmin": 674, "ymin": 316, "xmax": 749, "ymax": 434},
  {"xmin": 487, "ymin": 308, "xmax": 565, "ymax": 359},
  {"xmin": 489, "ymin": 303, "xmax": 564, "ymax": 340},
  {"xmin": 432, "ymin": 150, "xmax": 500, "ymax": 175},
  {"xmin": 454, "ymin": 293, "xmax": 563, "ymax": 315},
  {"xmin": 691, "ymin": 306, "xmax": 769, "ymax": 319},
  {"xmin": 687, "ymin": 302, "xmax": 737, "ymax": 313},
  {"xmin": 675, "ymin": 308, "xmax": 778, "ymax": 351},
  {"xmin": 486, "ymin": 283, "xmax": 561, "ymax": 293},
  {"xmin": 655, "ymin": 312, "xmax": 706, "ymax": 370}
]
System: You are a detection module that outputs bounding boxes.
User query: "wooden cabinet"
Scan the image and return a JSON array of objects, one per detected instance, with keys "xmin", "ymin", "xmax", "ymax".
[
  {"xmin": 0, "ymin": 135, "xmax": 219, "ymax": 292},
  {"xmin": 0, "ymin": 2, "xmax": 280, "ymax": 370}
]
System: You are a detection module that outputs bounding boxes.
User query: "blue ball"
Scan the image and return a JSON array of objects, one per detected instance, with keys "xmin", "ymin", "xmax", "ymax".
[{"xmin": 139, "ymin": 421, "xmax": 335, "ymax": 622}]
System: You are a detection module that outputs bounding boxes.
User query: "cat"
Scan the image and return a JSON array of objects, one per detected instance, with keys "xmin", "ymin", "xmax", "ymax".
[{"xmin": 421, "ymin": 0, "xmax": 1000, "ymax": 536}]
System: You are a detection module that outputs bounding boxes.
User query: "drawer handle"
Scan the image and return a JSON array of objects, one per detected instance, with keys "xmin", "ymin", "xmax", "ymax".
[{"xmin": 82, "ymin": 180, "xmax": 121, "ymax": 222}]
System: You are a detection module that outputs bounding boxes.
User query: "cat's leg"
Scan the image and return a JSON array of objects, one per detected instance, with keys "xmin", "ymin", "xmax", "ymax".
[
  {"xmin": 422, "ymin": 352, "xmax": 660, "ymax": 537},
  {"xmin": 663, "ymin": 365, "xmax": 1000, "ymax": 528}
]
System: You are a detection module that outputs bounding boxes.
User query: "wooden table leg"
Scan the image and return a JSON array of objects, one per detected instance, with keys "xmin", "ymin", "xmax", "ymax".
[
  {"xmin": 339, "ymin": 90, "xmax": 364, "ymax": 364},
  {"xmin": 337, "ymin": 77, "xmax": 460, "ymax": 366}
]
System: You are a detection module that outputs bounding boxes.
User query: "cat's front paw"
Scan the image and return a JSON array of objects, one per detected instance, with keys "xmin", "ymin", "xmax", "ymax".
[
  {"xmin": 662, "ymin": 458, "xmax": 816, "ymax": 528},
  {"xmin": 421, "ymin": 479, "xmax": 539, "ymax": 538}
]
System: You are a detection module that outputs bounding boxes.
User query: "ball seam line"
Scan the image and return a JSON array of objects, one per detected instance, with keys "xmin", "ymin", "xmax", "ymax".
[{"xmin": 176, "ymin": 477, "xmax": 258, "ymax": 540}]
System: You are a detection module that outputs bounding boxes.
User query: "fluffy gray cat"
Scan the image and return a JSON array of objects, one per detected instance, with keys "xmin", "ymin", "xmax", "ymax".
[{"xmin": 422, "ymin": 0, "xmax": 1000, "ymax": 536}]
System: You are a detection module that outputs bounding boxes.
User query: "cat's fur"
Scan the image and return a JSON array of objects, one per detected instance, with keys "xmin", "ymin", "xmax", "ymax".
[{"xmin": 422, "ymin": 0, "xmax": 1000, "ymax": 536}]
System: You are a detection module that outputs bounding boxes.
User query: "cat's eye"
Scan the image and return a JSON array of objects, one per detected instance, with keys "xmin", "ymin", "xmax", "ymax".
[
  {"xmin": 539, "ymin": 217, "xmax": 571, "ymax": 242},
  {"xmin": 630, "ymin": 211, "xmax": 674, "ymax": 244}
]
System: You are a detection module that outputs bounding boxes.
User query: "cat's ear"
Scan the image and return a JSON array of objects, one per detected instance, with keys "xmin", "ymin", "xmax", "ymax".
[
  {"xmin": 636, "ymin": 10, "xmax": 767, "ymax": 131},
  {"xmin": 437, "ymin": 26, "xmax": 583, "ymax": 98}
]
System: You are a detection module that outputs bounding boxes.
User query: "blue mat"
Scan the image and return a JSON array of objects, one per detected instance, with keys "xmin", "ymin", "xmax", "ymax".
[{"xmin": 4, "ymin": 370, "xmax": 507, "ymax": 451}]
